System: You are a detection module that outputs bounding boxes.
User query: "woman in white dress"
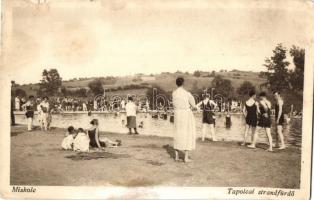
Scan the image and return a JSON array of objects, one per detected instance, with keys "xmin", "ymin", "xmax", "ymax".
[
  {"xmin": 172, "ymin": 77, "xmax": 197, "ymax": 162},
  {"xmin": 39, "ymin": 97, "xmax": 50, "ymax": 131}
]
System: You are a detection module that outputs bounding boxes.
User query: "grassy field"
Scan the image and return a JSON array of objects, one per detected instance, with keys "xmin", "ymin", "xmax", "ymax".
[
  {"xmin": 11, "ymin": 124, "xmax": 300, "ymax": 187},
  {"xmin": 14, "ymin": 70, "xmax": 266, "ymax": 97}
]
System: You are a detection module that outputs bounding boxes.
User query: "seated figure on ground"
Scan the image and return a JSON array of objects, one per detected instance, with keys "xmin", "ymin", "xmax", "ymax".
[
  {"xmin": 73, "ymin": 128, "xmax": 90, "ymax": 152},
  {"xmin": 88, "ymin": 119, "xmax": 122, "ymax": 150},
  {"xmin": 61, "ymin": 126, "xmax": 77, "ymax": 150}
]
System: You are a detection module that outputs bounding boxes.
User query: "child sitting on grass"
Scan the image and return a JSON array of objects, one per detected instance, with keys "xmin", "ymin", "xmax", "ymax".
[
  {"xmin": 61, "ymin": 126, "xmax": 77, "ymax": 150},
  {"xmin": 73, "ymin": 128, "xmax": 90, "ymax": 152}
]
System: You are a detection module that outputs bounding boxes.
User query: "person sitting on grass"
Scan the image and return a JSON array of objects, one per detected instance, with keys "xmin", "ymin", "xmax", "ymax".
[
  {"xmin": 88, "ymin": 119, "xmax": 121, "ymax": 150},
  {"xmin": 73, "ymin": 128, "xmax": 90, "ymax": 152},
  {"xmin": 61, "ymin": 126, "xmax": 77, "ymax": 150}
]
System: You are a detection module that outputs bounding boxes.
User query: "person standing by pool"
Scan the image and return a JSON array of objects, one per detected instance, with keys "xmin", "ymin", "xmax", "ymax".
[
  {"xmin": 248, "ymin": 92, "xmax": 273, "ymax": 152},
  {"xmin": 15, "ymin": 96, "xmax": 21, "ymax": 111},
  {"xmin": 274, "ymin": 91, "xmax": 286, "ymax": 149},
  {"xmin": 82, "ymin": 101, "xmax": 87, "ymax": 111},
  {"xmin": 196, "ymin": 94, "xmax": 218, "ymax": 142},
  {"xmin": 146, "ymin": 100, "xmax": 150, "ymax": 112},
  {"xmin": 172, "ymin": 77, "xmax": 197, "ymax": 162},
  {"xmin": 36, "ymin": 98, "xmax": 44, "ymax": 129},
  {"xmin": 125, "ymin": 96, "xmax": 139, "ymax": 135},
  {"xmin": 242, "ymin": 90, "xmax": 258, "ymax": 146},
  {"xmin": 120, "ymin": 99, "xmax": 126, "ymax": 111},
  {"xmin": 11, "ymin": 97, "xmax": 16, "ymax": 126},
  {"xmin": 39, "ymin": 97, "xmax": 50, "ymax": 131},
  {"xmin": 22, "ymin": 95, "xmax": 35, "ymax": 131},
  {"xmin": 93, "ymin": 99, "xmax": 98, "ymax": 111}
]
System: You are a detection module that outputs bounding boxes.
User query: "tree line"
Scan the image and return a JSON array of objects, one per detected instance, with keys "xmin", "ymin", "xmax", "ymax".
[{"xmin": 11, "ymin": 43, "xmax": 304, "ymax": 112}]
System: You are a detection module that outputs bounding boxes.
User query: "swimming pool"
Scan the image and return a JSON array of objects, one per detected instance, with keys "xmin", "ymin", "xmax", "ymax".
[{"xmin": 14, "ymin": 112, "xmax": 302, "ymax": 148}]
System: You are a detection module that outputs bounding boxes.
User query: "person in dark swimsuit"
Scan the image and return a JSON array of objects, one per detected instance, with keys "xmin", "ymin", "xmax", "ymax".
[
  {"xmin": 274, "ymin": 91, "xmax": 286, "ymax": 149},
  {"xmin": 88, "ymin": 119, "xmax": 121, "ymax": 149},
  {"xmin": 242, "ymin": 90, "xmax": 258, "ymax": 145},
  {"xmin": 248, "ymin": 92, "xmax": 273, "ymax": 152},
  {"xmin": 22, "ymin": 95, "xmax": 35, "ymax": 131},
  {"xmin": 258, "ymin": 102, "xmax": 271, "ymax": 128},
  {"xmin": 88, "ymin": 120, "xmax": 105, "ymax": 149},
  {"xmin": 196, "ymin": 94, "xmax": 217, "ymax": 141}
]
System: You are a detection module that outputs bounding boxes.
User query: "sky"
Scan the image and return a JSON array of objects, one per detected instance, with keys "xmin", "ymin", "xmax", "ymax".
[{"xmin": 1, "ymin": 0, "xmax": 312, "ymax": 84}]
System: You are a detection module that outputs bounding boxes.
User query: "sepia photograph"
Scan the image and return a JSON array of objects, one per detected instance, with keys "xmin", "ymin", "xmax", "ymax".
[{"xmin": 0, "ymin": 0, "xmax": 313, "ymax": 199}]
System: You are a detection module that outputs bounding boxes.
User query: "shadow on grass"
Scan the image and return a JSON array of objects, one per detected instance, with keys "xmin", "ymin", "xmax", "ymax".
[
  {"xmin": 11, "ymin": 131, "xmax": 24, "ymax": 137},
  {"xmin": 146, "ymin": 160, "xmax": 165, "ymax": 166},
  {"xmin": 131, "ymin": 144, "xmax": 161, "ymax": 149},
  {"xmin": 162, "ymin": 144, "xmax": 186, "ymax": 160},
  {"xmin": 11, "ymin": 125, "xmax": 43, "ymax": 137},
  {"xmin": 65, "ymin": 152, "xmax": 130, "ymax": 161}
]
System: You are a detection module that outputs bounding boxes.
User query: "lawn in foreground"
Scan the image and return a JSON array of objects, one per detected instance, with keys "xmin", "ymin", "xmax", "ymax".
[{"xmin": 10, "ymin": 125, "xmax": 301, "ymax": 188}]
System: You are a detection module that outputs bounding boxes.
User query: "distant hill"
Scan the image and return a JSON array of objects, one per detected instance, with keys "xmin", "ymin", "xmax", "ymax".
[{"xmin": 15, "ymin": 70, "xmax": 266, "ymax": 97}]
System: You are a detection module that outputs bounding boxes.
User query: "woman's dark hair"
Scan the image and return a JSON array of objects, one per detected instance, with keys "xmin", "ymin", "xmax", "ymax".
[
  {"xmin": 176, "ymin": 77, "xmax": 184, "ymax": 87},
  {"xmin": 43, "ymin": 96, "xmax": 49, "ymax": 100},
  {"xmin": 67, "ymin": 126, "xmax": 75, "ymax": 133},
  {"xmin": 273, "ymin": 91, "xmax": 281, "ymax": 95},
  {"xmin": 128, "ymin": 96, "xmax": 133, "ymax": 101},
  {"xmin": 259, "ymin": 91, "xmax": 267, "ymax": 97},
  {"xmin": 204, "ymin": 94, "xmax": 210, "ymax": 99},
  {"xmin": 29, "ymin": 95, "xmax": 34, "ymax": 99},
  {"xmin": 249, "ymin": 90, "xmax": 256, "ymax": 97},
  {"xmin": 90, "ymin": 119, "xmax": 99, "ymax": 125},
  {"xmin": 77, "ymin": 128, "xmax": 84, "ymax": 132}
]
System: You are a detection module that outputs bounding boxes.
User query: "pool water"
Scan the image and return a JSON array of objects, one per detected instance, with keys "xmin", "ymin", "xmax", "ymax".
[{"xmin": 14, "ymin": 112, "xmax": 302, "ymax": 148}]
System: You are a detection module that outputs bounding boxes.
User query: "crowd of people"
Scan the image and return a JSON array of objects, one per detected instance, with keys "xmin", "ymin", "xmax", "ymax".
[
  {"xmin": 12, "ymin": 77, "xmax": 295, "ymax": 162},
  {"xmin": 15, "ymin": 96, "xmax": 96, "ymax": 112},
  {"xmin": 13, "ymin": 91, "xmax": 249, "ymax": 114},
  {"xmin": 14, "ymin": 93, "xmax": 297, "ymax": 118},
  {"xmin": 14, "ymin": 96, "xmax": 151, "ymax": 113}
]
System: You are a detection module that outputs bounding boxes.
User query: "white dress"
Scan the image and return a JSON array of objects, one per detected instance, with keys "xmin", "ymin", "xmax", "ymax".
[
  {"xmin": 172, "ymin": 87, "xmax": 196, "ymax": 151},
  {"xmin": 61, "ymin": 135, "xmax": 74, "ymax": 150},
  {"xmin": 37, "ymin": 104, "xmax": 43, "ymax": 123},
  {"xmin": 39, "ymin": 102, "xmax": 50, "ymax": 125},
  {"xmin": 82, "ymin": 103, "xmax": 87, "ymax": 111},
  {"xmin": 73, "ymin": 132, "xmax": 90, "ymax": 152},
  {"xmin": 15, "ymin": 97, "xmax": 20, "ymax": 110}
]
